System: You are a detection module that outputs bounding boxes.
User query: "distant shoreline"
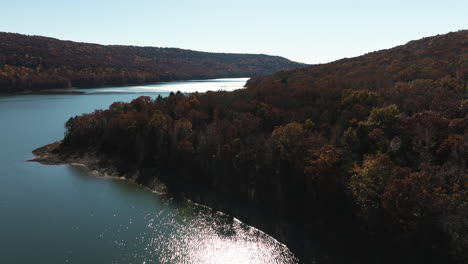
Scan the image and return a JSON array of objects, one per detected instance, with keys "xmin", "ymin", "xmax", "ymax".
[
  {"xmin": 0, "ymin": 77, "xmax": 251, "ymax": 96},
  {"xmin": 0, "ymin": 90, "xmax": 86, "ymax": 96}
]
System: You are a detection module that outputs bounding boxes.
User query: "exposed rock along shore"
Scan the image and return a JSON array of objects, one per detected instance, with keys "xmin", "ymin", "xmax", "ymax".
[{"xmin": 30, "ymin": 141, "xmax": 168, "ymax": 194}]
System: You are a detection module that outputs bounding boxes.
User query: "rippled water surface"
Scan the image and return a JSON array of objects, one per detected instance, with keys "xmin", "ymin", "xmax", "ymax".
[{"xmin": 0, "ymin": 78, "xmax": 298, "ymax": 264}]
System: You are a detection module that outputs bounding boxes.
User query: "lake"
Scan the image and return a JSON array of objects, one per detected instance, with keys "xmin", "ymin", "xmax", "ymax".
[{"xmin": 0, "ymin": 78, "xmax": 299, "ymax": 264}]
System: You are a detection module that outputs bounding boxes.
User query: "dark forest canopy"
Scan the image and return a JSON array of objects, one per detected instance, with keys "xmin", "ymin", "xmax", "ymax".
[
  {"xmin": 56, "ymin": 30, "xmax": 467, "ymax": 262},
  {"xmin": 0, "ymin": 32, "xmax": 304, "ymax": 93}
]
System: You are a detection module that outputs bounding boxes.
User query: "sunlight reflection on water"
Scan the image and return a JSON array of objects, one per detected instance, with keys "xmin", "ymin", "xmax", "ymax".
[
  {"xmin": 98, "ymin": 197, "xmax": 299, "ymax": 264},
  {"xmin": 145, "ymin": 205, "xmax": 298, "ymax": 264}
]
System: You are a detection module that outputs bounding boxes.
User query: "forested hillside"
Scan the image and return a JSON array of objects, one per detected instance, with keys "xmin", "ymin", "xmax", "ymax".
[
  {"xmin": 0, "ymin": 32, "xmax": 303, "ymax": 93},
  {"xmin": 54, "ymin": 30, "xmax": 468, "ymax": 263}
]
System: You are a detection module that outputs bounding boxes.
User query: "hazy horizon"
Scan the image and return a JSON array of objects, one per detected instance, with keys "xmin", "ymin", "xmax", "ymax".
[{"xmin": 2, "ymin": 28, "xmax": 467, "ymax": 66}]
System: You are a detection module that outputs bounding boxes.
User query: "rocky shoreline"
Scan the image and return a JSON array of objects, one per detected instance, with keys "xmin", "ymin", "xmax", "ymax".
[{"xmin": 29, "ymin": 141, "xmax": 168, "ymax": 194}]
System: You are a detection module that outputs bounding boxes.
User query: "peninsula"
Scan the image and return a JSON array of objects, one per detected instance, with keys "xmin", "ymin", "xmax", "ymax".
[{"xmin": 32, "ymin": 30, "xmax": 468, "ymax": 263}]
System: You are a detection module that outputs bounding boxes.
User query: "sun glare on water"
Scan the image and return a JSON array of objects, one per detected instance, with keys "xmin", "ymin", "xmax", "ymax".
[{"xmin": 139, "ymin": 205, "xmax": 298, "ymax": 264}]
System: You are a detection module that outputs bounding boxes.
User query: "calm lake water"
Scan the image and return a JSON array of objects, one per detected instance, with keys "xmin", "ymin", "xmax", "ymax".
[{"xmin": 0, "ymin": 78, "xmax": 299, "ymax": 264}]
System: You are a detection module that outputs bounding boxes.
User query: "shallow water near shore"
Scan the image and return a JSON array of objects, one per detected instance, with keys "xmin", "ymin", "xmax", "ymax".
[{"xmin": 0, "ymin": 78, "xmax": 299, "ymax": 263}]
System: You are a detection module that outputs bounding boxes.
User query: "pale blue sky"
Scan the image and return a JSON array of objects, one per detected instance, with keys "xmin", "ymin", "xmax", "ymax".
[{"xmin": 2, "ymin": 0, "xmax": 467, "ymax": 63}]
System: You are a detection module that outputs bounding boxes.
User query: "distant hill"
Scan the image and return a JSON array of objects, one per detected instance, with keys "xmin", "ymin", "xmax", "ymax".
[
  {"xmin": 0, "ymin": 32, "xmax": 304, "ymax": 93},
  {"xmin": 247, "ymin": 29, "xmax": 468, "ymax": 98}
]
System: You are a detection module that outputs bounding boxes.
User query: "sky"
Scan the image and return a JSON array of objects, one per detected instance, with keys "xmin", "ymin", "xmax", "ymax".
[{"xmin": 2, "ymin": 0, "xmax": 467, "ymax": 64}]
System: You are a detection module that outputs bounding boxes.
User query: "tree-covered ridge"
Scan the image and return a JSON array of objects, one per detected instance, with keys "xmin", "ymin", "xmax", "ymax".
[
  {"xmin": 247, "ymin": 30, "xmax": 468, "ymax": 102},
  {"xmin": 62, "ymin": 30, "xmax": 467, "ymax": 262},
  {"xmin": 0, "ymin": 32, "xmax": 304, "ymax": 93}
]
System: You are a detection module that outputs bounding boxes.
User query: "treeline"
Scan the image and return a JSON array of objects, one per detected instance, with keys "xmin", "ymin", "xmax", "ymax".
[
  {"xmin": 0, "ymin": 32, "xmax": 303, "ymax": 93},
  {"xmin": 62, "ymin": 30, "xmax": 468, "ymax": 262}
]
